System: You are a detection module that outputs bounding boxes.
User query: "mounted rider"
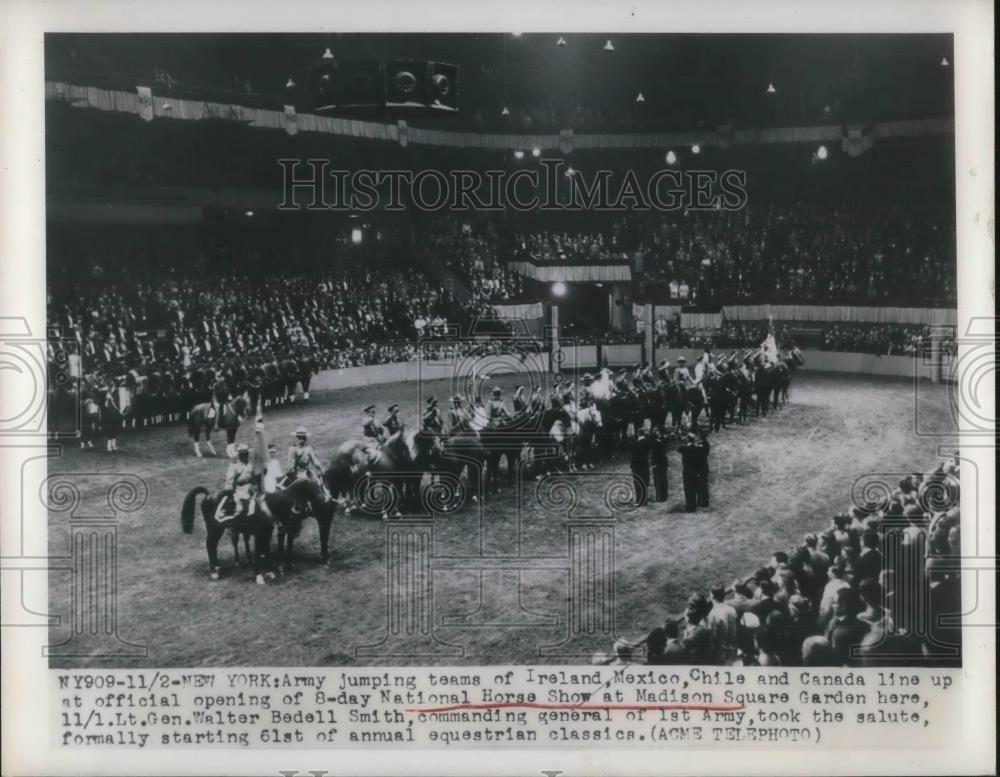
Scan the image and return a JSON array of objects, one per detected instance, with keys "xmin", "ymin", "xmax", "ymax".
[
  {"xmin": 362, "ymin": 404, "xmax": 386, "ymax": 444},
  {"xmin": 422, "ymin": 396, "xmax": 443, "ymax": 434},
  {"xmin": 216, "ymin": 443, "xmax": 257, "ymax": 521},
  {"xmin": 448, "ymin": 395, "xmax": 472, "ymax": 434},
  {"xmin": 287, "ymin": 427, "xmax": 323, "ymax": 484},
  {"xmin": 383, "ymin": 404, "xmax": 403, "ymax": 437},
  {"xmin": 487, "ymin": 387, "xmax": 510, "ymax": 428}
]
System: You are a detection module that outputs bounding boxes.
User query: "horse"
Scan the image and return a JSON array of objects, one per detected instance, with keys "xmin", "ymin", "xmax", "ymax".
[
  {"xmin": 80, "ymin": 395, "xmax": 101, "ymax": 449},
  {"xmin": 269, "ymin": 477, "xmax": 337, "ymax": 568},
  {"xmin": 704, "ymin": 372, "xmax": 736, "ymax": 432},
  {"xmin": 436, "ymin": 430, "xmax": 488, "ymax": 507},
  {"xmin": 576, "ymin": 402, "xmax": 603, "ymax": 470},
  {"xmin": 776, "ymin": 349, "xmax": 805, "ymax": 405},
  {"xmin": 325, "ymin": 430, "xmax": 434, "ymax": 518},
  {"xmin": 187, "ymin": 395, "xmax": 248, "ymax": 458},
  {"xmin": 181, "ymin": 486, "xmax": 275, "ymax": 582}
]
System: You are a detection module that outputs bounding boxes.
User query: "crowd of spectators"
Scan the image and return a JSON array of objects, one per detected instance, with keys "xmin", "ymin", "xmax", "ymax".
[
  {"xmin": 627, "ymin": 204, "xmax": 955, "ymax": 306},
  {"xmin": 597, "ymin": 457, "xmax": 962, "ymax": 667},
  {"xmin": 655, "ymin": 318, "xmax": 950, "ymax": 358},
  {"xmin": 513, "ymin": 229, "xmax": 632, "ymax": 264}
]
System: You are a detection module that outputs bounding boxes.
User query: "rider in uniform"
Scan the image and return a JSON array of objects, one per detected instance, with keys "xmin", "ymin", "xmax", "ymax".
[
  {"xmin": 448, "ymin": 396, "xmax": 471, "ymax": 434},
  {"xmin": 383, "ymin": 404, "xmax": 402, "ymax": 437},
  {"xmin": 422, "ymin": 396, "xmax": 443, "ymax": 434},
  {"xmin": 362, "ymin": 405, "xmax": 385, "ymax": 444},
  {"xmin": 287, "ymin": 427, "xmax": 323, "ymax": 484},
  {"xmin": 218, "ymin": 443, "xmax": 257, "ymax": 521},
  {"xmin": 487, "ymin": 388, "xmax": 510, "ymax": 428}
]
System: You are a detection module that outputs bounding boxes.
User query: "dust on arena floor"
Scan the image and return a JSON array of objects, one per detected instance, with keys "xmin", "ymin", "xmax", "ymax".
[{"xmin": 47, "ymin": 370, "xmax": 955, "ymax": 668}]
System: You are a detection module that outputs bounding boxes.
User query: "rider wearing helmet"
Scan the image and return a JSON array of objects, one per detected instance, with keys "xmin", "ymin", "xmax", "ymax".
[
  {"xmin": 362, "ymin": 405, "xmax": 385, "ymax": 444},
  {"xmin": 287, "ymin": 427, "xmax": 323, "ymax": 483},
  {"xmin": 218, "ymin": 443, "xmax": 257, "ymax": 521}
]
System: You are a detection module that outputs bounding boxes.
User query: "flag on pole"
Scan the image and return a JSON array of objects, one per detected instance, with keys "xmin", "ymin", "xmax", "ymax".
[
  {"xmin": 252, "ymin": 416, "xmax": 268, "ymax": 478},
  {"xmin": 760, "ymin": 316, "xmax": 778, "ymax": 364}
]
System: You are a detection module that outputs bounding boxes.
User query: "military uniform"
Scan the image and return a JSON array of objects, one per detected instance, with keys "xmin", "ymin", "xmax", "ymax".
[
  {"xmin": 362, "ymin": 414, "xmax": 385, "ymax": 443},
  {"xmin": 384, "ymin": 409, "xmax": 402, "ymax": 437},
  {"xmin": 222, "ymin": 455, "xmax": 257, "ymax": 518},
  {"xmin": 448, "ymin": 403, "xmax": 471, "ymax": 434},
  {"xmin": 487, "ymin": 396, "xmax": 509, "ymax": 427},
  {"xmin": 287, "ymin": 441, "xmax": 322, "ymax": 481},
  {"xmin": 422, "ymin": 402, "xmax": 443, "ymax": 434},
  {"xmin": 651, "ymin": 430, "xmax": 669, "ymax": 502}
]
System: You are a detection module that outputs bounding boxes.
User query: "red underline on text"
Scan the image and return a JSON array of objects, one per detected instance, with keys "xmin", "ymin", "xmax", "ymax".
[{"xmin": 405, "ymin": 702, "xmax": 745, "ymax": 714}]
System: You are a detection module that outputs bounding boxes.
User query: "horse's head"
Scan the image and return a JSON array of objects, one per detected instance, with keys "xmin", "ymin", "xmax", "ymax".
[{"xmin": 232, "ymin": 396, "xmax": 248, "ymax": 417}]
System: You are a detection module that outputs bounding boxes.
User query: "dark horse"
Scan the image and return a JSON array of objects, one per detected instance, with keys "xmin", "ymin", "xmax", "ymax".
[
  {"xmin": 704, "ymin": 372, "xmax": 737, "ymax": 433},
  {"xmin": 181, "ymin": 486, "xmax": 274, "ymax": 582},
  {"xmin": 187, "ymin": 396, "xmax": 248, "ymax": 458},
  {"xmin": 325, "ymin": 430, "xmax": 440, "ymax": 517},
  {"xmin": 271, "ymin": 477, "xmax": 338, "ymax": 568}
]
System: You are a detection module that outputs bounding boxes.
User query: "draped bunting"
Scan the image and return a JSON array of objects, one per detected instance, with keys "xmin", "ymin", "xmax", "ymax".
[
  {"xmin": 46, "ymin": 81, "xmax": 954, "ymax": 151},
  {"xmin": 720, "ymin": 305, "xmax": 957, "ymax": 326},
  {"xmin": 491, "ymin": 302, "xmax": 544, "ymax": 319},
  {"xmin": 508, "ymin": 261, "xmax": 632, "ymax": 283}
]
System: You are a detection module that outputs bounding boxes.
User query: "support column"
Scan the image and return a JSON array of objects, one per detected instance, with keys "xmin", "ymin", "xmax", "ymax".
[
  {"xmin": 644, "ymin": 303, "xmax": 655, "ymax": 368},
  {"xmin": 549, "ymin": 303, "xmax": 560, "ymax": 375}
]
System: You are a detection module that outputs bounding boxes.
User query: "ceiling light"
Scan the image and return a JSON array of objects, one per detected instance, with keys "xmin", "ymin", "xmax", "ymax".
[{"xmin": 604, "ymin": 40, "xmax": 615, "ymax": 52}]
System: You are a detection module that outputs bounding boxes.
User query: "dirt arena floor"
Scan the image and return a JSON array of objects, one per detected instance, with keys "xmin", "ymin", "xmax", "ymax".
[{"xmin": 47, "ymin": 370, "xmax": 956, "ymax": 668}]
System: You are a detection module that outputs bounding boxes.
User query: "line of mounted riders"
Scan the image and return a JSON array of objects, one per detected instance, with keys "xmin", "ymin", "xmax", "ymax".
[{"xmin": 180, "ymin": 346, "xmax": 804, "ymax": 583}]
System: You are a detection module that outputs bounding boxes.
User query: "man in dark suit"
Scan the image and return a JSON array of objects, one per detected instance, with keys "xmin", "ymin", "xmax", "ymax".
[
  {"xmin": 630, "ymin": 423, "xmax": 652, "ymax": 507},
  {"xmin": 650, "ymin": 426, "xmax": 669, "ymax": 502},
  {"xmin": 677, "ymin": 431, "xmax": 710, "ymax": 511}
]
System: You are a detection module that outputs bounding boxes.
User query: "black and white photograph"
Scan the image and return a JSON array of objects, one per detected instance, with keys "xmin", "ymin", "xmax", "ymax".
[
  {"xmin": 0, "ymin": 1, "xmax": 995, "ymax": 772},
  {"xmin": 40, "ymin": 30, "xmax": 966, "ymax": 670}
]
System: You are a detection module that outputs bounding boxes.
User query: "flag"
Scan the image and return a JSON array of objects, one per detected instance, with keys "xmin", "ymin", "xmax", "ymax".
[
  {"xmin": 761, "ymin": 333, "xmax": 779, "ymax": 364},
  {"xmin": 252, "ymin": 416, "xmax": 268, "ymax": 478}
]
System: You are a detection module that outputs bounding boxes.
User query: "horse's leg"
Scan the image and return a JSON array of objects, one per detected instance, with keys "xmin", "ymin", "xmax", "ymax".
[
  {"xmin": 204, "ymin": 427, "xmax": 217, "ymax": 457},
  {"xmin": 243, "ymin": 531, "xmax": 252, "ymax": 561},
  {"xmin": 206, "ymin": 524, "xmax": 223, "ymax": 579},
  {"xmin": 316, "ymin": 508, "xmax": 333, "ymax": 563},
  {"xmin": 230, "ymin": 528, "xmax": 240, "ymax": 565}
]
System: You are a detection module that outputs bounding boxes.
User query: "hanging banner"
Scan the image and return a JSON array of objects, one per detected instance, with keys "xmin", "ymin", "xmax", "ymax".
[
  {"xmin": 559, "ymin": 128, "xmax": 574, "ymax": 155},
  {"xmin": 283, "ymin": 104, "xmax": 298, "ymax": 136},
  {"xmin": 136, "ymin": 85, "xmax": 154, "ymax": 122}
]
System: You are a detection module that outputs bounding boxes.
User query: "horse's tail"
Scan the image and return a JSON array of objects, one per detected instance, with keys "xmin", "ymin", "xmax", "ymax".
[{"xmin": 181, "ymin": 486, "xmax": 209, "ymax": 534}]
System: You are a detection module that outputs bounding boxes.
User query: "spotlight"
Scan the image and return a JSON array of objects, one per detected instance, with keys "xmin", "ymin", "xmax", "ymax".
[
  {"xmin": 351, "ymin": 228, "xmax": 363, "ymax": 245},
  {"xmin": 322, "ymin": 48, "xmax": 335, "ymax": 60},
  {"xmin": 691, "ymin": 144, "xmax": 701, "ymax": 154},
  {"xmin": 665, "ymin": 150, "xmax": 677, "ymax": 165},
  {"xmin": 245, "ymin": 210, "xmax": 254, "ymax": 218},
  {"xmin": 940, "ymin": 57, "xmax": 949, "ymax": 67},
  {"xmin": 556, "ymin": 36, "xmax": 567, "ymax": 47},
  {"xmin": 635, "ymin": 92, "xmax": 645, "ymax": 103},
  {"xmin": 531, "ymin": 147, "xmax": 541, "ymax": 157},
  {"xmin": 603, "ymin": 39, "xmax": 615, "ymax": 52},
  {"xmin": 513, "ymin": 150, "xmax": 525, "ymax": 160},
  {"xmin": 501, "ymin": 106, "xmax": 510, "ymax": 116},
  {"xmin": 816, "ymin": 145, "xmax": 828, "ymax": 160},
  {"xmin": 565, "ymin": 166, "xmax": 576, "ymax": 177},
  {"xmin": 552, "ymin": 281, "xmax": 567, "ymax": 297},
  {"xmin": 766, "ymin": 82, "xmax": 776, "ymax": 94},
  {"xmin": 512, "ymin": 32, "xmax": 522, "ymax": 37}
]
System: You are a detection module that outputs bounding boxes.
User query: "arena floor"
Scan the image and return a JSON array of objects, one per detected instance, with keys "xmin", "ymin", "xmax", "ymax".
[{"xmin": 47, "ymin": 370, "xmax": 956, "ymax": 668}]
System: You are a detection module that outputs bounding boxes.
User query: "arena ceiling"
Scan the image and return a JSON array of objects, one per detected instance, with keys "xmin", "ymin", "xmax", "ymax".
[{"xmin": 46, "ymin": 33, "xmax": 953, "ymax": 131}]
